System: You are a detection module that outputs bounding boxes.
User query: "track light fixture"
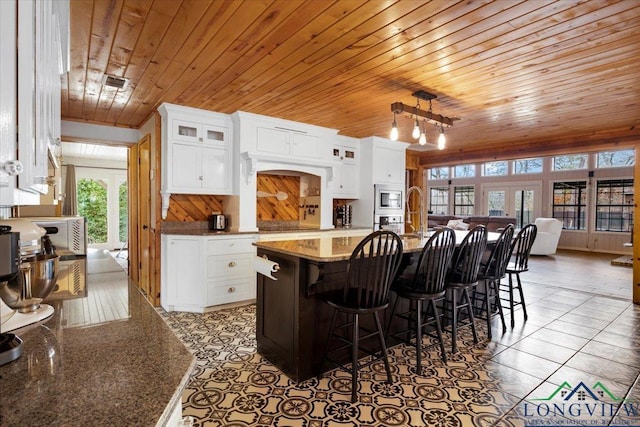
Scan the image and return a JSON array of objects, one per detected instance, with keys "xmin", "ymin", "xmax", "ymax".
[{"xmin": 390, "ymin": 90, "xmax": 453, "ymax": 147}]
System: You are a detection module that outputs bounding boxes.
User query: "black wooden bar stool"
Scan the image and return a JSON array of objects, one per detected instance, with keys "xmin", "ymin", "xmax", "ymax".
[
  {"xmin": 476, "ymin": 224, "xmax": 515, "ymax": 338},
  {"xmin": 386, "ymin": 228, "xmax": 456, "ymax": 373},
  {"xmin": 318, "ymin": 230, "xmax": 404, "ymax": 403},
  {"xmin": 445, "ymin": 225, "xmax": 488, "ymax": 354},
  {"xmin": 502, "ymin": 223, "xmax": 537, "ymax": 327}
]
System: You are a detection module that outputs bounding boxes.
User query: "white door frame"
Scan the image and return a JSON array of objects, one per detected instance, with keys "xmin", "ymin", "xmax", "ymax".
[{"xmin": 481, "ymin": 180, "xmax": 542, "ymax": 226}]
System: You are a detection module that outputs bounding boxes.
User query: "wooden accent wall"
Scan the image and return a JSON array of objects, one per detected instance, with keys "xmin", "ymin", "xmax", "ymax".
[
  {"xmin": 164, "ymin": 194, "xmax": 224, "ymax": 222},
  {"xmin": 256, "ymin": 174, "xmax": 300, "ymax": 221}
]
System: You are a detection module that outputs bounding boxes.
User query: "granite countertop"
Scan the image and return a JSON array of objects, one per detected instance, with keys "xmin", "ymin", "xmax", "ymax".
[
  {"xmin": 0, "ymin": 257, "xmax": 195, "ymax": 426},
  {"xmin": 254, "ymin": 230, "xmax": 500, "ymax": 262},
  {"xmin": 159, "ymin": 220, "xmax": 370, "ymax": 236}
]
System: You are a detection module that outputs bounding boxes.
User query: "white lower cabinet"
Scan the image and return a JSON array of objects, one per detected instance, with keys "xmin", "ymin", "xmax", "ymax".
[{"xmin": 161, "ymin": 234, "xmax": 257, "ymax": 313}]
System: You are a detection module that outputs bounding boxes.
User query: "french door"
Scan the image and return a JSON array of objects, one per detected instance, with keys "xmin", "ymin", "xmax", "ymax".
[
  {"xmin": 76, "ymin": 168, "xmax": 128, "ymax": 251},
  {"xmin": 482, "ymin": 182, "xmax": 542, "ymax": 228}
]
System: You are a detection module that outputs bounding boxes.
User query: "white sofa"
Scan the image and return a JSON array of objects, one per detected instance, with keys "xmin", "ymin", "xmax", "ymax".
[{"xmin": 530, "ymin": 217, "xmax": 563, "ymax": 255}]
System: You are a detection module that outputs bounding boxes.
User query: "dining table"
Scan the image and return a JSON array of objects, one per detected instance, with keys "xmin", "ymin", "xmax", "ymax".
[{"xmin": 253, "ymin": 229, "xmax": 500, "ymax": 382}]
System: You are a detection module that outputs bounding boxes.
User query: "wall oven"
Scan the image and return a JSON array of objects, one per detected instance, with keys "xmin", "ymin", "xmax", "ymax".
[
  {"xmin": 374, "ymin": 184, "xmax": 404, "ymax": 213},
  {"xmin": 373, "ymin": 184, "xmax": 404, "ymax": 234}
]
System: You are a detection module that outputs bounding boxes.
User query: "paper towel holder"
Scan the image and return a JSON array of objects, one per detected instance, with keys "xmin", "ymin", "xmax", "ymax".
[{"xmin": 261, "ymin": 255, "xmax": 280, "ymax": 271}]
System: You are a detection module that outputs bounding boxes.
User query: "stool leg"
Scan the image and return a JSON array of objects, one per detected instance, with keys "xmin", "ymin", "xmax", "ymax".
[
  {"xmin": 451, "ymin": 288, "xmax": 459, "ymax": 354},
  {"xmin": 516, "ymin": 272, "xmax": 528, "ymax": 322},
  {"xmin": 491, "ymin": 279, "xmax": 507, "ymax": 333},
  {"xmin": 508, "ymin": 273, "xmax": 515, "ymax": 328},
  {"xmin": 373, "ymin": 311, "xmax": 393, "ymax": 383},
  {"xmin": 318, "ymin": 309, "xmax": 338, "ymax": 379},
  {"xmin": 483, "ymin": 281, "xmax": 492, "ymax": 339},
  {"xmin": 463, "ymin": 288, "xmax": 479, "ymax": 344},
  {"xmin": 415, "ymin": 300, "xmax": 422, "ymax": 374},
  {"xmin": 431, "ymin": 299, "xmax": 447, "ymax": 364},
  {"xmin": 385, "ymin": 293, "xmax": 399, "ymax": 343},
  {"xmin": 351, "ymin": 313, "xmax": 359, "ymax": 403}
]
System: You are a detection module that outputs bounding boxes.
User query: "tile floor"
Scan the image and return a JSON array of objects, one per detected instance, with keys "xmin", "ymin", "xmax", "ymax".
[{"xmin": 158, "ymin": 250, "xmax": 640, "ymax": 426}]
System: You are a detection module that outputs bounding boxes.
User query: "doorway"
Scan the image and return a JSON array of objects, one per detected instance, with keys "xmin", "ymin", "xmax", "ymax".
[
  {"xmin": 482, "ymin": 182, "xmax": 542, "ymax": 228},
  {"xmin": 73, "ymin": 163, "xmax": 128, "ymax": 251}
]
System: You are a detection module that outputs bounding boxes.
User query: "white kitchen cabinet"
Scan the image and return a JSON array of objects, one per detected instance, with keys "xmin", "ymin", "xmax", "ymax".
[
  {"xmin": 16, "ymin": 0, "xmax": 68, "ymax": 195},
  {"xmin": 372, "ymin": 145, "xmax": 406, "ymax": 185},
  {"xmin": 171, "ymin": 143, "xmax": 230, "ymax": 193},
  {"xmin": 205, "ymin": 235, "xmax": 257, "ymax": 306},
  {"xmin": 161, "ymin": 235, "xmax": 204, "ymax": 312},
  {"xmin": 158, "ymin": 103, "xmax": 233, "ymax": 219},
  {"xmin": 331, "ymin": 138, "xmax": 359, "ymax": 199},
  {"xmin": 257, "ymin": 126, "xmax": 320, "ymax": 159},
  {"xmin": 161, "ymin": 234, "xmax": 257, "ymax": 313}
]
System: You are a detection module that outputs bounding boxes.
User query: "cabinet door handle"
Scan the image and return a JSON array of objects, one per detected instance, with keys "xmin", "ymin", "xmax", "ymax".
[
  {"xmin": 228, "ymin": 261, "xmax": 236, "ymax": 267},
  {"xmin": 199, "ymin": 175, "xmax": 203, "ymax": 181},
  {"xmin": 228, "ymin": 287, "xmax": 236, "ymax": 293},
  {"xmin": 198, "ymin": 137, "xmax": 203, "ymax": 142}
]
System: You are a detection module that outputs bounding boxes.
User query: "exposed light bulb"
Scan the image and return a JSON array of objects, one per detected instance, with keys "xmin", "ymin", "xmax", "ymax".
[
  {"xmin": 412, "ymin": 118, "xmax": 420, "ymax": 139},
  {"xmin": 437, "ymin": 128, "xmax": 446, "ymax": 150},
  {"xmin": 390, "ymin": 120, "xmax": 398, "ymax": 141},
  {"xmin": 419, "ymin": 130, "xmax": 426, "ymax": 145}
]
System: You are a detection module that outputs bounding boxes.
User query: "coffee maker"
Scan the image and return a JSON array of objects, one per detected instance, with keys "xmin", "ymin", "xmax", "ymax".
[
  {"xmin": 334, "ymin": 204, "xmax": 353, "ymax": 228},
  {"xmin": 0, "ymin": 225, "xmax": 23, "ymax": 365}
]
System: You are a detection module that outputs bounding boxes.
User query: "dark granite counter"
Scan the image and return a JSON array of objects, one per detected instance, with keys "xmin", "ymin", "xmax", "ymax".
[{"xmin": 0, "ymin": 256, "xmax": 195, "ymax": 426}]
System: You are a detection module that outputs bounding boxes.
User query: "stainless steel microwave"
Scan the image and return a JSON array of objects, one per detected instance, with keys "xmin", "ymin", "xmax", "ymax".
[
  {"xmin": 374, "ymin": 184, "xmax": 404, "ymax": 213},
  {"xmin": 21, "ymin": 216, "xmax": 87, "ymax": 258}
]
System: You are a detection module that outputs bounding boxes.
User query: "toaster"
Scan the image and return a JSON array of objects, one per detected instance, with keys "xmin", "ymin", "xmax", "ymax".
[{"xmin": 208, "ymin": 214, "xmax": 226, "ymax": 231}]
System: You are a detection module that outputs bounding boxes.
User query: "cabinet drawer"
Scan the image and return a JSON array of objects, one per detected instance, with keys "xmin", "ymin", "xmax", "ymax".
[
  {"xmin": 206, "ymin": 253, "xmax": 253, "ymax": 279},
  {"xmin": 207, "ymin": 237, "xmax": 255, "ymax": 254},
  {"xmin": 207, "ymin": 278, "xmax": 255, "ymax": 306}
]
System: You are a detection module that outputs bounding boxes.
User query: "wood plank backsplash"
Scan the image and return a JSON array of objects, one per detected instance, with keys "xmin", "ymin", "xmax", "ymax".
[
  {"xmin": 257, "ymin": 174, "xmax": 300, "ymax": 221},
  {"xmin": 164, "ymin": 194, "xmax": 224, "ymax": 222}
]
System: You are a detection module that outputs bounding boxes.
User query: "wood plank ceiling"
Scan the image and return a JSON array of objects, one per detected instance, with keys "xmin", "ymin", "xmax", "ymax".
[{"xmin": 63, "ymin": 0, "xmax": 640, "ymax": 167}]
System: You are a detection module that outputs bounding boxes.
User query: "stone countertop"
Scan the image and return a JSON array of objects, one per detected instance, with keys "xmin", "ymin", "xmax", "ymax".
[
  {"xmin": 254, "ymin": 230, "xmax": 500, "ymax": 262},
  {"xmin": 0, "ymin": 257, "xmax": 195, "ymax": 427}
]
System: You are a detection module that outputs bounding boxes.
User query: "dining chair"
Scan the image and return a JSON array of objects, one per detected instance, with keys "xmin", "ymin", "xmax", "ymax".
[
  {"xmin": 477, "ymin": 224, "xmax": 515, "ymax": 338},
  {"xmin": 386, "ymin": 227, "xmax": 456, "ymax": 373},
  {"xmin": 445, "ymin": 225, "xmax": 488, "ymax": 354},
  {"xmin": 503, "ymin": 223, "xmax": 537, "ymax": 327},
  {"xmin": 317, "ymin": 230, "xmax": 404, "ymax": 403}
]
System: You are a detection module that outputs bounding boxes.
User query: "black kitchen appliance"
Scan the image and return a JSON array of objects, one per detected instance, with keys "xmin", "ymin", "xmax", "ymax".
[
  {"xmin": 209, "ymin": 213, "xmax": 227, "ymax": 231},
  {"xmin": 0, "ymin": 226, "xmax": 23, "ymax": 366}
]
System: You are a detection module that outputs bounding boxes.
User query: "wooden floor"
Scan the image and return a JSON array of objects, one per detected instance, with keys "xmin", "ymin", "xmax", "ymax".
[{"xmin": 525, "ymin": 249, "xmax": 632, "ymax": 300}]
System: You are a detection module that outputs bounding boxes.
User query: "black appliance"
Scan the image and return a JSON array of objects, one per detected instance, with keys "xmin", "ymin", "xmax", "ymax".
[
  {"xmin": 209, "ymin": 214, "xmax": 227, "ymax": 231},
  {"xmin": 0, "ymin": 226, "xmax": 23, "ymax": 366}
]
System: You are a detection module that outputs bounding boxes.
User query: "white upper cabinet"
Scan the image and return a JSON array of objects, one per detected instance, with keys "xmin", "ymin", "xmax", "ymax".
[
  {"xmin": 158, "ymin": 103, "xmax": 233, "ymax": 219},
  {"xmin": 256, "ymin": 126, "xmax": 320, "ymax": 159},
  {"xmin": 16, "ymin": 0, "xmax": 68, "ymax": 195},
  {"xmin": 372, "ymin": 145, "xmax": 406, "ymax": 185},
  {"xmin": 331, "ymin": 136, "xmax": 359, "ymax": 199}
]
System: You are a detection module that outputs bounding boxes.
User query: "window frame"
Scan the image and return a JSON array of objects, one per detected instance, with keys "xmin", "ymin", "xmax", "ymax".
[
  {"xmin": 428, "ymin": 187, "xmax": 449, "ymax": 215},
  {"xmin": 552, "ymin": 180, "xmax": 587, "ymax": 231},
  {"xmin": 453, "ymin": 185, "xmax": 474, "ymax": 216},
  {"xmin": 513, "ymin": 157, "xmax": 543, "ymax": 175},
  {"xmin": 594, "ymin": 178, "xmax": 633, "ymax": 232}
]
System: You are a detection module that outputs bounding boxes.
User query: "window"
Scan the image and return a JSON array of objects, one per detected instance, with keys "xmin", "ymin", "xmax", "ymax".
[
  {"xmin": 454, "ymin": 186, "xmax": 474, "ymax": 216},
  {"xmin": 595, "ymin": 179, "xmax": 633, "ymax": 232},
  {"xmin": 453, "ymin": 164, "xmax": 475, "ymax": 178},
  {"xmin": 428, "ymin": 167, "xmax": 449, "ymax": 179},
  {"xmin": 552, "ymin": 154, "xmax": 588, "ymax": 171},
  {"xmin": 482, "ymin": 161, "xmax": 508, "ymax": 176},
  {"xmin": 513, "ymin": 158, "xmax": 543, "ymax": 174},
  {"xmin": 596, "ymin": 149, "xmax": 634, "ymax": 168},
  {"xmin": 552, "ymin": 181, "xmax": 586, "ymax": 230},
  {"xmin": 429, "ymin": 187, "xmax": 449, "ymax": 215}
]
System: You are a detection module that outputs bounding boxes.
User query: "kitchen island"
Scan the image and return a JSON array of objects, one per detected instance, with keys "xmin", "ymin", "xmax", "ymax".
[
  {"xmin": 254, "ymin": 230, "xmax": 498, "ymax": 382},
  {"xmin": 0, "ymin": 253, "xmax": 195, "ymax": 426}
]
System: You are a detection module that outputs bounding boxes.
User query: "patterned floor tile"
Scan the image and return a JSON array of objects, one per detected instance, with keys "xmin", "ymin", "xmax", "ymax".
[{"xmin": 157, "ymin": 286, "xmax": 640, "ymax": 427}]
